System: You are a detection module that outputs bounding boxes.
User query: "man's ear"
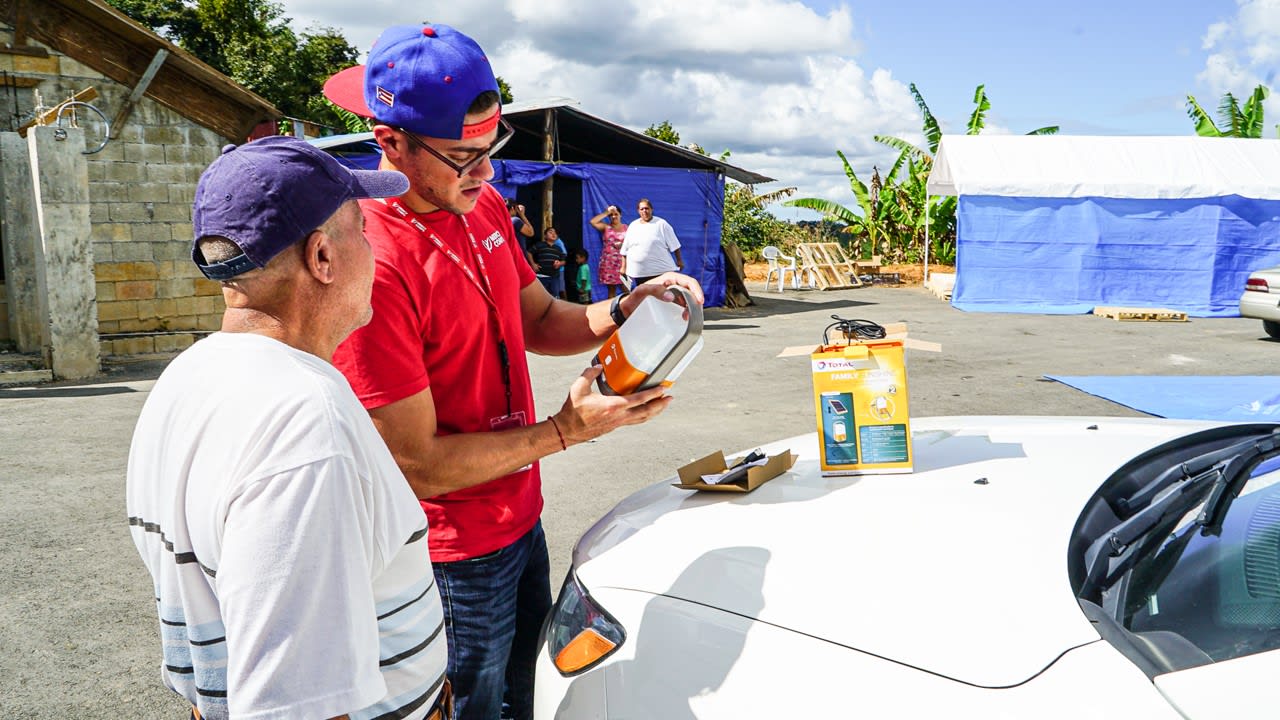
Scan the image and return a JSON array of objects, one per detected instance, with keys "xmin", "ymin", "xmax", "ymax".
[
  {"xmin": 373, "ymin": 125, "xmax": 407, "ymax": 165},
  {"xmin": 303, "ymin": 229, "xmax": 336, "ymax": 285}
]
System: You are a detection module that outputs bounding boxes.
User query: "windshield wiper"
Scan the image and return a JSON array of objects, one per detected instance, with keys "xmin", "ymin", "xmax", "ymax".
[
  {"xmin": 1114, "ymin": 436, "xmax": 1264, "ymax": 517},
  {"xmin": 1080, "ymin": 430, "xmax": 1280, "ymax": 600},
  {"xmin": 1198, "ymin": 432, "xmax": 1280, "ymax": 534}
]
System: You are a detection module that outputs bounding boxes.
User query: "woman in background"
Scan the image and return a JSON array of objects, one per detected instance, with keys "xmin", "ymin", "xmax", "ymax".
[{"xmin": 590, "ymin": 204, "xmax": 627, "ymax": 298}]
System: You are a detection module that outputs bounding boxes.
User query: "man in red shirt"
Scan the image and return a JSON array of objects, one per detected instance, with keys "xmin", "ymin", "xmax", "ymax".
[{"xmin": 323, "ymin": 23, "xmax": 703, "ymax": 720}]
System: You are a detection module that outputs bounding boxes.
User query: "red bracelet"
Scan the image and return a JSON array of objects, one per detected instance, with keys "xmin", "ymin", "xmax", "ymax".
[{"xmin": 547, "ymin": 415, "xmax": 567, "ymax": 451}]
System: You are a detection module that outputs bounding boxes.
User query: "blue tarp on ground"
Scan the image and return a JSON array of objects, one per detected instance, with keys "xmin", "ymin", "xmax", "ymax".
[
  {"xmin": 493, "ymin": 160, "xmax": 726, "ymax": 307},
  {"xmin": 953, "ymin": 195, "xmax": 1280, "ymax": 317},
  {"xmin": 1045, "ymin": 375, "xmax": 1280, "ymax": 421}
]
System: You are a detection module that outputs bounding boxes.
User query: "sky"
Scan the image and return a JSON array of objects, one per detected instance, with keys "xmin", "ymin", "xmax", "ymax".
[{"xmin": 277, "ymin": 0, "xmax": 1280, "ymax": 219}]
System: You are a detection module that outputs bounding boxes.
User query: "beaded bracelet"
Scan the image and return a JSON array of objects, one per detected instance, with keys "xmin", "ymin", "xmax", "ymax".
[{"xmin": 547, "ymin": 415, "xmax": 567, "ymax": 451}]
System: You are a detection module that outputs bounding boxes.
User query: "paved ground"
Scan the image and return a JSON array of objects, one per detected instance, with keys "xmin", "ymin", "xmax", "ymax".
[{"xmin": 3, "ymin": 280, "xmax": 1278, "ymax": 716}]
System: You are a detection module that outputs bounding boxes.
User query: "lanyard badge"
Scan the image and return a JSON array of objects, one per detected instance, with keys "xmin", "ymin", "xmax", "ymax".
[{"xmin": 386, "ymin": 200, "xmax": 516, "ymax": 419}]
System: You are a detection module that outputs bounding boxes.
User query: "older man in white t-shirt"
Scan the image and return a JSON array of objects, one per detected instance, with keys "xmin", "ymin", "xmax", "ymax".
[
  {"xmin": 621, "ymin": 197, "xmax": 684, "ymax": 284},
  {"xmin": 127, "ymin": 137, "xmax": 450, "ymax": 720}
]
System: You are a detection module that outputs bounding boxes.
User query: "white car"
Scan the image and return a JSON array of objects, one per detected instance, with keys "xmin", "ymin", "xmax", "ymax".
[
  {"xmin": 1238, "ymin": 265, "xmax": 1280, "ymax": 338},
  {"xmin": 535, "ymin": 417, "xmax": 1280, "ymax": 719}
]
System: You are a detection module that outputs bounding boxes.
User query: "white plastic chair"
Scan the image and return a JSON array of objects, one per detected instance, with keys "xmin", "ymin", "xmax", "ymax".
[{"xmin": 762, "ymin": 246, "xmax": 800, "ymax": 291}]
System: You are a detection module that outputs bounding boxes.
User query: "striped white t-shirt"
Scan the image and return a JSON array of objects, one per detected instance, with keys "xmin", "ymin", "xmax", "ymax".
[{"xmin": 127, "ymin": 333, "xmax": 447, "ymax": 720}]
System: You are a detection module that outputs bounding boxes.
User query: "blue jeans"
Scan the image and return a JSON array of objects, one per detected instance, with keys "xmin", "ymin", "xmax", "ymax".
[{"xmin": 434, "ymin": 521, "xmax": 552, "ymax": 720}]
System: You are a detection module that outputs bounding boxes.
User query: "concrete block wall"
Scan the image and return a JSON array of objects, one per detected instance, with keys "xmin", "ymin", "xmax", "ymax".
[{"xmin": 1, "ymin": 31, "xmax": 228, "ymax": 357}]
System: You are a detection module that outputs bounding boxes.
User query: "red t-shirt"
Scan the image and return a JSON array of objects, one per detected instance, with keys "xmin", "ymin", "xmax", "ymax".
[{"xmin": 333, "ymin": 184, "xmax": 541, "ymax": 562}]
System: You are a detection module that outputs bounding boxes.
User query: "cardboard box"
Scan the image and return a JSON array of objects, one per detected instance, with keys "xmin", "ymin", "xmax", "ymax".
[
  {"xmin": 673, "ymin": 449, "xmax": 796, "ymax": 493},
  {"xmin": 811, "ymin": 337, "xmax": 913, "ymax": 475}
]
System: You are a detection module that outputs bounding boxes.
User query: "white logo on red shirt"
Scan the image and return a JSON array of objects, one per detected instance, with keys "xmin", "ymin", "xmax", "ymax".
[{"xmin": 481, "ymin": 231, "xmax": 505, "ymax": 252}]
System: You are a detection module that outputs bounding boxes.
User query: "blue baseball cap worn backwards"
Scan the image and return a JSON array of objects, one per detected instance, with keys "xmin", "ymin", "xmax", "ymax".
[
  {"xmin": 191, "ymin": 136, "xmax": 409, "ymax": 280},
  {"xmin": 323, "ymin": 23, "xmax": 501, "ymax": 140}
]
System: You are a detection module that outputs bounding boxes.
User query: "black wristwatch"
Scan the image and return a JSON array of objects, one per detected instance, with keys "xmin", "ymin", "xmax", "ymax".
[{"xmin": 610, "ymin": 291, "xmax": 629, "ymax": 326}]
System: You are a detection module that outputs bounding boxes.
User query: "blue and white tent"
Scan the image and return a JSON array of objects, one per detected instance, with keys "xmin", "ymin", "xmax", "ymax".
[{"xmin": 926, "ymin": 135, "xmax": 1280, "ymax": 317}]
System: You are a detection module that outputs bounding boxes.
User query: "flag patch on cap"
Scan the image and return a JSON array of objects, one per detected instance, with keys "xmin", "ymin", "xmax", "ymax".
[{"xmin": 376, "ymin": 86, "xmax": 395, "ymax": 107}]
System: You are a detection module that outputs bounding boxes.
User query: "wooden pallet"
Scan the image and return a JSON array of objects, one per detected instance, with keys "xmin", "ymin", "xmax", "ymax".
[
  {"xmin": 1093, "ymin": 306, "xmax": 1188, "ymax": 322},
  {"xmin": 795, "ymin": 243, "xmax": 862, "ymax": 290}
]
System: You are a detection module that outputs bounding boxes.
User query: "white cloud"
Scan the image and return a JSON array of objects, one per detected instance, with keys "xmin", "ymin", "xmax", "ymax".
[
  {"xmin": 1202, "ymin": 21, "xmax": 1232, "ymax": 50},
  {"xmin": 277, "ymin": 0, "xmax": 924, "ymax": 217},
  {"xmin": 1196, "ymin": 0, "xmax": 1280, "ymax": 128}
]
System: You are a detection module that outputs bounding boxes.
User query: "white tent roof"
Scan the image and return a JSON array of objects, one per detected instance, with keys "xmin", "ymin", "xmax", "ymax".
[{"xmin": 927, "ymin": 135, "xmax": 1280, "ymax": 200}]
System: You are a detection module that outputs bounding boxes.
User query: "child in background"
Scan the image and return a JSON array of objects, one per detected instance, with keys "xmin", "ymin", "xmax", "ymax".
[{"xmin": 574, "ymin": 249, "xmax": 592, "ymax": 303}]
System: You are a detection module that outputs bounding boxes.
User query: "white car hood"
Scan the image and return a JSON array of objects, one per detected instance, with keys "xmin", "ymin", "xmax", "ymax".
[{"xmin": 573, "ymin": 416, "xmax": 1219, "ymax": 688}]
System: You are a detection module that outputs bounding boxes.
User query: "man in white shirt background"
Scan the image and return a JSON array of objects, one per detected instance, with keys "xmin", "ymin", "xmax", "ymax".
[{"xmin": 621, "ymin": 197, "xmax": 683, "ymax": 285}]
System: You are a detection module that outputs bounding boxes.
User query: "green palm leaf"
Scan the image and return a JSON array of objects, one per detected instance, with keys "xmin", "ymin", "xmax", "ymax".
[
  {"xmin": 966, "ymin": 84, "xmax": 990, "ymax": 135},
  {"xmin": 909, "ymin": 83, "xmax": 943, "ymax": 154},
  {"xmin": 785, "ymin": 197, "xmax": 862, "ymax": 226},
  {"xmin": 1218, "ymin": 92, "xmax": 1244, "ymax": 136},
  {"xmin": 1186, "ymin": 94, "xmax": 1224, "ymax": 136},
  {"xmin": 1242, "ymin": 85, "xmax": 1270, "ymax": 138}
]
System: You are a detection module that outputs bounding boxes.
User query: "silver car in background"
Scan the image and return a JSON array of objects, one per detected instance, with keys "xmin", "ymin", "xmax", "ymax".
[{"xmin": 1239, "ymin": 265, "xmax": 1280, "ymax": 339}]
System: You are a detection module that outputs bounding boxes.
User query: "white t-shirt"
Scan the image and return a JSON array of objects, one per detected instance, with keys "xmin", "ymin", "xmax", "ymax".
[
  {"xmin": 127, "ymin": 333, "xmax": 447, "ymax": 720},
  {"xmin": 621, "ymin": 216, "xmax": 681, "ymax": 277}
]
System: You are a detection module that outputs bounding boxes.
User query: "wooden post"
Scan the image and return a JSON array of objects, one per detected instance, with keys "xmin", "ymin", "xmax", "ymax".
[
  {"xmin": 541, "ymin": 108, "xmax": 554, "ymax": 234},
  {"xmin": 109, "ymin": 48, "xmax": 169, "ymax": 138}
]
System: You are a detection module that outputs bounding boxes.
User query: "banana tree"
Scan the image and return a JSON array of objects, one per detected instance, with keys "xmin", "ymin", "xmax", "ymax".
[
  {"xmin": 789, "ymin": 83, "xmax": 1059, "ymax": 265},
  {"xmin": 1186, "ymin": 84, "xmax": 1273, "ymax": 137},
  {"xmin": 873, "ymin": 84, "xmax": 1058, "ymax": 263},
  {"xmin": 784, "ymin": 151, "xmax": 905, "ymax": 261}
]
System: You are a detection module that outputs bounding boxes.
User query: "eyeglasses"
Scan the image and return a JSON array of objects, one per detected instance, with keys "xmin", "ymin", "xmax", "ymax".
[{"xmin": 398, "ymin": 117, "xmax": 515, "ymax": 178}]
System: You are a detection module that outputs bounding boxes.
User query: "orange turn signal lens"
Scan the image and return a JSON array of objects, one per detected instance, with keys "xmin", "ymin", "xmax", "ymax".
[{"xmin": 554, "ymin": 628, "xmax": 618, "ymax": 674}]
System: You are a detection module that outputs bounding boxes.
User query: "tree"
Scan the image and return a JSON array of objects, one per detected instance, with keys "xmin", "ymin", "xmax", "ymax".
[
  {"xmin": 497, "ymin": 77, "xmax": 514, "ymax": 105},
  {"xmin": 1186, "ymin": 84, "xmax": 1273, "ymax": 138},
  {"xmin": 644, "ymin": 120, "xmax": 681, "ymax": 145},
  {"xmin": 786, "ymin": 83, "xmax": 1059, "ymax": 264},
  {"xmin": 107, "ymin": 0, "xmax": 360, "ymax": 130},
  {"xmin": 721, "ymin": 183, "xmax": 796, "ymax": 256}
]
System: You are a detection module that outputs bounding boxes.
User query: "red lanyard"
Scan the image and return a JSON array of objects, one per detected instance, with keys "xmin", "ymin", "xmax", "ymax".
[{"xmin": 385, "ymin": 199, "xmax": 514, "ymax": 416}]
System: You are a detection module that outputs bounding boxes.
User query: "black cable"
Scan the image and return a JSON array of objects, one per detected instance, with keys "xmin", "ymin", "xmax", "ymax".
[{"xmin": 823, "ymin": 315, "xmax": 886, "ymax": 345}]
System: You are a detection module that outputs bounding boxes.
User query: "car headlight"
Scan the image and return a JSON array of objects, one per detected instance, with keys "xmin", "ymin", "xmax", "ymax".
[{"xmin": 545, "ymin": 571, "xmax": 626, "ymax": 675}]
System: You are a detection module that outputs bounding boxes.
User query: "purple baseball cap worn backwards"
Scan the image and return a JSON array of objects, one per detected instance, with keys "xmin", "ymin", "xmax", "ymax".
[
  {"xmin": 323, "ymin": 23, "xmax": 501, "ymax": 140},
  {"xmin": 191, "ymin": 136, "xmax": 408, "ymax": 280}
]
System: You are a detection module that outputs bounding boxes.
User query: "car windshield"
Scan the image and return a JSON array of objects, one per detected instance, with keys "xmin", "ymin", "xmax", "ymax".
[{"xmin": 1078, "ymin": 429, "xmax": 1280, "ymax": 671}]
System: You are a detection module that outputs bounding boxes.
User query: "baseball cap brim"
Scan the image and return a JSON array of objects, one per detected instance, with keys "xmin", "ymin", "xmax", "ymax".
[
  {"xmin": 324, "ymin": 65, "xmax": 372, "ymax": 117},
  {"xmin": 349, "ymin": 167, "xmax": 409, "ymax": 199}
]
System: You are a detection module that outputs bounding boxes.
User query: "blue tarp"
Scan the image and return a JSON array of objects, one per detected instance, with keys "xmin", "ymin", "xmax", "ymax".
[
  {"xmin": 953, "ymin": 195, "xmax": 1280, "ymax": 317},
  {"xmin": 1046, "ymin": 375, "xmax": 1280, "ymax": 421},
  {"xmin": 493, "ymin": 160, "xmax": 726, "ymax": 307},
  {"xmin": 321, "ymin": 143, "xmax": 727, "ymax": 307}
]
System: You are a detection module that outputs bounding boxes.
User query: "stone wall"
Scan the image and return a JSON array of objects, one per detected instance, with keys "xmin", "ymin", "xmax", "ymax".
[{"xmin": 1, "ymin": 29, "xmax": 227, "ymax": 357}]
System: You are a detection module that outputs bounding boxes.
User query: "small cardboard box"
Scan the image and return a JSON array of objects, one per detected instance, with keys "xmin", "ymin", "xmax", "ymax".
[
  {"xmin": 811, "ymin": 337, "xmax": 913, "ymax": 476},
  {"xmin": 673, "ymin": 450, "xmax": 796, "ymax": 493}
]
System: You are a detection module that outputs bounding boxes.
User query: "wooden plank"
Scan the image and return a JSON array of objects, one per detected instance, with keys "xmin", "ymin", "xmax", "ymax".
[
  {"xmin": 795, "ymin": 242, "xmax": 861, "ymax": 290},
  {"xmin": 108, "ymin": 47, "xmax": 168, "ymax": 138},
  {"xmin": 1092, "ymin": 306, "xmax": 1188, "ymax": 322},
  {"xmin": 17, "ymin": 85, "xmax": 98, "ymax": 136},
  {"xmin": 0, "ymin": 74, "xmax": 41, "ymax": 87}
]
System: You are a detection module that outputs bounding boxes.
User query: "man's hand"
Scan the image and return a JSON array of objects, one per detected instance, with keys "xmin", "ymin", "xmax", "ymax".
[
  {"xmin": 619, "ymin": 272, "xmax": 705, "ymax": 319},
  {"xmin": 552, "ymin": 365, "xmax": 672, "ymax": 445}
]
